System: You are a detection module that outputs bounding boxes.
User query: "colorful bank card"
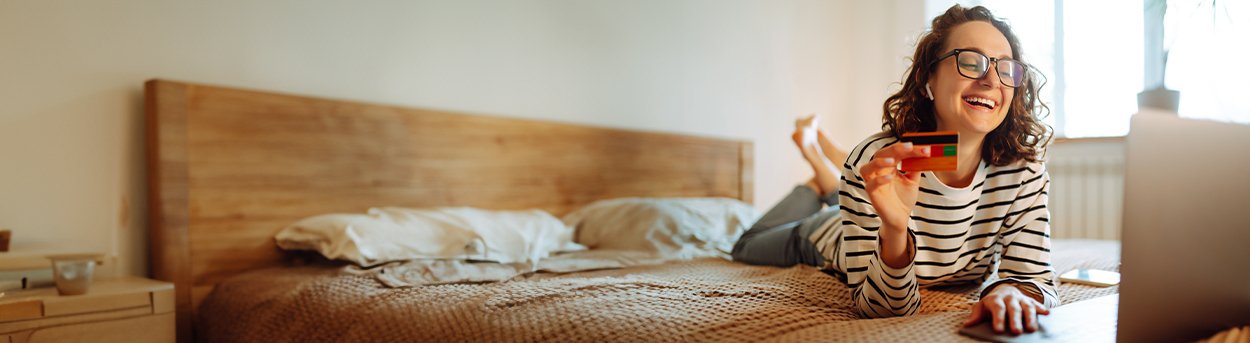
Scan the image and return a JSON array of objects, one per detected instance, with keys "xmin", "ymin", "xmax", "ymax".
[{"xmin": 900, "ymin": 131, "xmax": 958, "ymax": 172}]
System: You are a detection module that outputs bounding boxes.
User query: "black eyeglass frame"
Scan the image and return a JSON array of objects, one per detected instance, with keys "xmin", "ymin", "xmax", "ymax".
[{"xmin": 928, "ymin": 49, "xmax": 1027, "ymax": 88}]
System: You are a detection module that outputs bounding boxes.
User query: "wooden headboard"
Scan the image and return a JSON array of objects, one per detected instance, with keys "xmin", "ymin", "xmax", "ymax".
[{"xmin": 144, "ymin": 79, "xmax": 753, "ymax": 341}]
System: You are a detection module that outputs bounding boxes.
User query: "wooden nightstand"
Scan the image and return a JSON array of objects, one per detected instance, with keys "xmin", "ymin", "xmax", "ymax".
[{"xmin": 0, "ymin": 276, "xmax": 174, "ymax": 343}]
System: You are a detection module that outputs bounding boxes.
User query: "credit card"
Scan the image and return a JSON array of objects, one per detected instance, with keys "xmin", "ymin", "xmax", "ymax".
[{"xmin": 900, "ymin": 131, "xmax": 958, "ymax": 172}]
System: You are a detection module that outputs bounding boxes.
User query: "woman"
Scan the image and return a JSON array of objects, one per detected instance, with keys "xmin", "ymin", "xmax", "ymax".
[{"xmin": 732, "ymin": 4, "xmax": 1054, "ymax": 336}]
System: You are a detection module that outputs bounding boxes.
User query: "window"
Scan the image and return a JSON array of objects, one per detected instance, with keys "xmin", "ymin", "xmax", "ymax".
[
  {"xmin": 1164, "ymin": 0, "xmax": 1250, "ymax": 123},
  {"xmin": 924, "ymin": 0, "xmax": 1249, "ymax": 138}
]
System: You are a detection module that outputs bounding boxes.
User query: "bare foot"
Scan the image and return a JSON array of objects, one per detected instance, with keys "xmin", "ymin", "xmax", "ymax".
[
  {"xmin": 793, "ymin": 118, "xmax": 840, "ymax": 196},
  {"xmin": 794, "ymin": 114, "xmax": 818, "ymax": 147},
  {"xmin": 796, "ymin": 114, "xmax": 818, "ymax": 132},
  {"xmin": 797, "ymin": 114, "xmax": 848, "ymax": 166}
]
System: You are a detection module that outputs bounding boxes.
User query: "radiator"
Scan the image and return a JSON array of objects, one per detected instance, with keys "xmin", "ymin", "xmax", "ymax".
[{"xmin": 1045, "ymin": 141, "xmax": 1126, "ymax": 240}]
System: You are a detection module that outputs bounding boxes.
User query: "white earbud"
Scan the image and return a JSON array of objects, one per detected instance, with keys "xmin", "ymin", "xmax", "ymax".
[{"xmin": 925, "ymin": 83, "xmax": 934, "ymax": 100}]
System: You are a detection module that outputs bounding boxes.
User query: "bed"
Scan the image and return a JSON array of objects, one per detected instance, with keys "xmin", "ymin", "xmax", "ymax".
[{"xmin": 144, "ymin": 80, "xmax": 1120, "ymax": 342}]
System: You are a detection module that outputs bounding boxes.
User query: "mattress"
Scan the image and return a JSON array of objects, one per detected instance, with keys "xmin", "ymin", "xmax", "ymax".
[{"xmin": 196, "ymin": 239, "xmax": 1119, "ymax": 342}]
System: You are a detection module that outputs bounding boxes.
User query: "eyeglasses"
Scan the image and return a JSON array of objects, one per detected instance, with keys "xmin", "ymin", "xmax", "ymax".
[{"xmin": 930, "ymin": 49, "xmax": 1026, "ymax": 88}]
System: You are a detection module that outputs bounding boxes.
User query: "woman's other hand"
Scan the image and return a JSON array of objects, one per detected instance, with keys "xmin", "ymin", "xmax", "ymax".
[
  {"xmin": 859, "ymin": 142, "xmax": 929, "ymax": 231},
  {"xmin": 963, "ymin": 284, "xmax": 1051, "ymax": 335}
]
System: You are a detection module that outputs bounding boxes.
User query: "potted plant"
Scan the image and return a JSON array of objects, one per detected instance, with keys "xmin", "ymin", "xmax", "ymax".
[
  {"xmin": 1139, "ymin": 0, "xmax": 1232, "ymax": 113},
  {"xmin": 1138, "ymin": 0, "xmax": 1180, "ymax": 112}
]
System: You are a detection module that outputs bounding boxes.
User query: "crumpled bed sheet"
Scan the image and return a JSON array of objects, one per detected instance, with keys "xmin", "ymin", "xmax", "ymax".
[{"xmin": 368, "ymin": 250, "xmax": 675, "ymax": 287}]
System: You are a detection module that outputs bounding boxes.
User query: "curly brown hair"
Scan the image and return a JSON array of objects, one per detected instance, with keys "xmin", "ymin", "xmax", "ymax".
[{"xmin": 882, "ymin": 5, "xmax": 1051, "ymax": 166}]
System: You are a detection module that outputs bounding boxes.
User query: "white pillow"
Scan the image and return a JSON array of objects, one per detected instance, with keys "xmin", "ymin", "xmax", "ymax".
[
  {"xmin": 275, "ymin": 207, "xmax": 584, "ymax": 267},
  {"xmin": 561, "ymin": 198, "xmax": 760, "ymax": 259}
]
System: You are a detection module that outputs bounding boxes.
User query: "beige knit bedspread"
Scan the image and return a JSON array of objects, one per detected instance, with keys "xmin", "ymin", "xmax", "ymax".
[{"xmin": 197, "ymin": 239, "xmax": 1119, "ymax": 342}]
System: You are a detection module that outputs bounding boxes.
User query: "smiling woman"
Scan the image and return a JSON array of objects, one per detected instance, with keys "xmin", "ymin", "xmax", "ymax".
[
  {"xmin": 885, "ymin": 14, "xmax": 1049, "ymax": 169},
  {"xmin": 732, "ymin": 4, "xmax": 1057, "ymax": 336}
]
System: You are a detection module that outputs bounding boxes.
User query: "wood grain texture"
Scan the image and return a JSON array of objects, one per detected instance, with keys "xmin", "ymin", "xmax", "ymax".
[
  {"xmin": 144, "ymin": 79, "xmax": 754, "ymax": 342},
  {"xmin": 144, "ymin": 80, "xmax": 192, "ymax": 343},
  {"xmin": 739, "ymin": 141, "xmax": 754, "ymax": 204}
]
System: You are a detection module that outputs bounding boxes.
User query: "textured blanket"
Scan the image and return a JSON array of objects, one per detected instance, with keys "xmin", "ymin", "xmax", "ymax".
[{"xmin": 197, "ymin": 239, "xmax": 1119, "ymax": 342}]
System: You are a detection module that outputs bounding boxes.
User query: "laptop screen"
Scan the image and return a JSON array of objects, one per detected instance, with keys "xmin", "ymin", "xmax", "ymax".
[{"xmin": 1117, "ymin": 113, "xmax": 1250, "ymax": 342}]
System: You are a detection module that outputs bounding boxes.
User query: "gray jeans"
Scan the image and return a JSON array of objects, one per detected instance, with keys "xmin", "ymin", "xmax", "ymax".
[{"xmin": 731, "ymin": 185, "xmax": 841, "ymax": 268}]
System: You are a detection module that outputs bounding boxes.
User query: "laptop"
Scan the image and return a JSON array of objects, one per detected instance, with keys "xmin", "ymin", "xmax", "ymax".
[
  {"xmin": 960, "ymin": 112, "xmax": 1250, "ymax": 342},
  {"xmin": 1117, "ymin": 112, "xmax": 1250, "ymax": 342}
]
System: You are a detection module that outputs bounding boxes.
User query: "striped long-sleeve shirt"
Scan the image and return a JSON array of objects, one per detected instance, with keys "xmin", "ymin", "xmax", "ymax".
[{"xmin": 810, "ymin": 132, "xmax": 1057, "ymax": 318}]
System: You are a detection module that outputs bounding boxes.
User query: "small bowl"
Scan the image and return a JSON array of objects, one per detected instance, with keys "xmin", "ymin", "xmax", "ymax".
[{"xmin": 47, "ymin": 254, "xmax": 101, "ymax": 296}]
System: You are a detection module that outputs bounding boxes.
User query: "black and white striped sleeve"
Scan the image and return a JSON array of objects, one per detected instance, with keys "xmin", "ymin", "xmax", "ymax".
[
  {"xmin": 839, "ymin": 135, "xmax": 921, "ymax": 318},
  {"xmin": 985, "ymin": 163, "xmax": 1058, "ymax": 308}
]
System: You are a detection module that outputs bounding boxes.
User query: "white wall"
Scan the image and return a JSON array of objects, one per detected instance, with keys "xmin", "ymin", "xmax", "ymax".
[{"xmin": 0, "ymin": 0, "xmax": 926, "ymax": 276}]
